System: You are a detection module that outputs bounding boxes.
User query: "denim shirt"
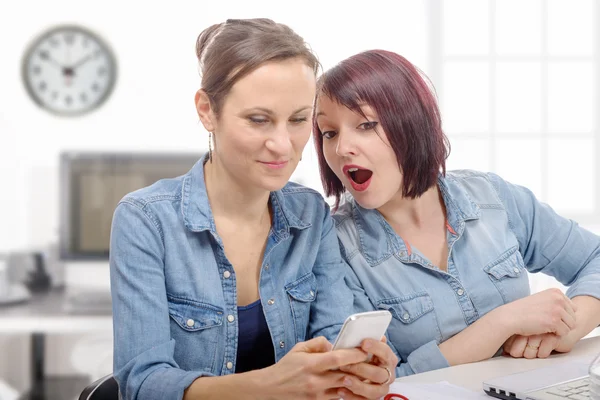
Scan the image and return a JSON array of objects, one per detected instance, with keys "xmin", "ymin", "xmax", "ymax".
[
  {"xmin": 110, "ymin": 156, "xmax": 353, "ymax": 400},
  {"xmin": 334, "ymin": 170, "xmax": 600, "ymax": 377}
]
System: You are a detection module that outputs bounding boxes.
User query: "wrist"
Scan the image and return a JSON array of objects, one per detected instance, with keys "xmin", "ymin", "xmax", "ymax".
[{"xmin": 489, "ymin": 305, "xmax": 518, "ymax": 339}]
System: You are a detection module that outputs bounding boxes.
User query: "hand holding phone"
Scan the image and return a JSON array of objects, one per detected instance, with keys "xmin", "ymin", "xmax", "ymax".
[{"xmin": 332, "ymin": 310, "xmax": 392, "ymax": 351}]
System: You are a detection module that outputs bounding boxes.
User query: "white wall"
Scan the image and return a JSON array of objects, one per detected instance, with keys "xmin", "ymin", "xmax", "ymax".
[{"xmin": 0, "ymin": 0, "xmax": 430, "ymax": 393}]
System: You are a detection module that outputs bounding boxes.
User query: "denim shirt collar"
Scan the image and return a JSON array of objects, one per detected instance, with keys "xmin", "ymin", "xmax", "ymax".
[
  {"xmin": 181, "ymin": 153, "xmax": 310, "ymax": 235},
  {"xmin": 350, "ymin": 173, "xmax": 481, "ymax": 266}
]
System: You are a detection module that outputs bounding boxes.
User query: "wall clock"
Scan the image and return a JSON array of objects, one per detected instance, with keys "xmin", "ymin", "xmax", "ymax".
[{"xmin": 21, "ymin": 25, "xmax": 117, "ymax": 116}]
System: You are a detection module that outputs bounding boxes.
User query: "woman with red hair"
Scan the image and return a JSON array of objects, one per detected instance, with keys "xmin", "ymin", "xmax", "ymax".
[{"xmin": 313, "ymin": 49, "xmax": 600, "ymax": 376}]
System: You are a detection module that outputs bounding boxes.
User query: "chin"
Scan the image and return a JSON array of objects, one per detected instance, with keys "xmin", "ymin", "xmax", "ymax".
[
  {"xmin": 350, "ymin": 192, "xmax": 384, "ymax": 210},
  {"xmin": 257, "ymin": 176, "xmax": 291, "ymax": 192}
]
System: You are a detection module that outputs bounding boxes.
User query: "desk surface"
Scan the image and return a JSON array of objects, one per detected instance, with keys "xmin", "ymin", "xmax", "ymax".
[
  {"xmin": 397, "ymin": 334, "xmax": 600, "ymax": 392},
  {"xmin": 0, "ymin": 289, "xmax": 112, "ymax": 334}
]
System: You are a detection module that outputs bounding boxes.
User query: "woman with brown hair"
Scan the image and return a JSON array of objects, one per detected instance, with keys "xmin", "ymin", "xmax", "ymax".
[{"xmin": 110, "ymin": 20, "xmax": 397, "ymax": 400}]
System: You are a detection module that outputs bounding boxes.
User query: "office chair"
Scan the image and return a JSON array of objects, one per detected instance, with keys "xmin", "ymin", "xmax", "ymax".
[{"xmin": 78, "ymin": 374, "xmax": 118, "ymax": 400}]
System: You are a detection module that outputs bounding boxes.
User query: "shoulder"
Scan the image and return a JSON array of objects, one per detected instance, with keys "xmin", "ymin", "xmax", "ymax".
[
  {"xmin": 445, "ymin": 169, "xmax": 507, "ymax": 206},
  {"xmin": 119, "ymin": 175, "xmax": 185, "ymax": 210},
  {"xmin": 278, "ymin": 181, "xmax": 330, "ymax": 214}
]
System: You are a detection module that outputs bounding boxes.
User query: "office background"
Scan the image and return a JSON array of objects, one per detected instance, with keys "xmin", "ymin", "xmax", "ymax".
[{"xmin": 0, "ymin": 0, "xmax": 597, "ymax": 396}]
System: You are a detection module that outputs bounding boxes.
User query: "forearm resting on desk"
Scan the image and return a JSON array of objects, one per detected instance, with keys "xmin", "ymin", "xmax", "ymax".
[
  {"xmin": 438, "ymin": 307, "xmax": 514, "ymax": 366},
  {"xmin": 184, "ymin": 371, "xmax": 264, "ymax": 400}
]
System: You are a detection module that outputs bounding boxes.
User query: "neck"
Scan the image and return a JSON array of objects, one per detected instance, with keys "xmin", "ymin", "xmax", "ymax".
[
  {"xmin": 377, "ymin": 184, "xmax": 445, "ymax": 229},
  {"xmin": 204, "ymin": 158, "xmax": 271, "ymax": 225}
]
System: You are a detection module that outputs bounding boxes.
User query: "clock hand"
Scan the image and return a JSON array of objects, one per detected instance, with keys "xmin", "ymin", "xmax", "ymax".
[
  {"xmin": 39, "ymin": 51, "xmax": 63, "ymax": 69},
  {"xmin": 70, "ymin": 53, "xmax": 94, "ymax": 69}
]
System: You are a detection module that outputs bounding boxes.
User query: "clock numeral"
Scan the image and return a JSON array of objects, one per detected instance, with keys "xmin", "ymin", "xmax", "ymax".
[
  {"xmin": 64, "ymin": 33, "xmax": 75, "ymax": 46},
  {"xmin": 91, "ymin": 83, "xmax": 100, "ymax": 92},
  {"xmin": 32, "ymin": 65, "xmax": 42, "ymax": 75},
  {"xmin": 65, "ymin": 95, "xmax": 73, "ymax": 106},
  {"xmin": 94, "ymin": 49, "xmax": 103, "ymax": 59},
  {"xmin": 98, "ymin": 66, "xmax": 106, "ymax": 76},
  {"xmin": 39, "ymin": 50, "xmax": 49, "ymax": 60},
  {"xmin": 38, "ymin": 81, "xmax": 47, "ymax": 92}
]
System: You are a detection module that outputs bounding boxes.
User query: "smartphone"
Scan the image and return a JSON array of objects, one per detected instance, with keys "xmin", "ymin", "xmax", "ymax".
[{"xmin": 332, "ymin": 310, "xmax": 392, "ymax": 351}]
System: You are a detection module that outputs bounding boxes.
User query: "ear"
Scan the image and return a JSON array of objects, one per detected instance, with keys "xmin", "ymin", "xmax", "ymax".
[{"xmin": 195, "ymin": 89, "xmax": 217, "ymax": 132}]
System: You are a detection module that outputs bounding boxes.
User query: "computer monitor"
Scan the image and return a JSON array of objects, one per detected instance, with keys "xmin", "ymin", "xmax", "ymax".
[{"xmin": 59, "ymin": 151, "xmax": 201, "ymax": 260}]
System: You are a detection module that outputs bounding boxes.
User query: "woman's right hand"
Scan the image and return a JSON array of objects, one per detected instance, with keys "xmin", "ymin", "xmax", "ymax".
[
  {"xmin": 259, "ymin": 336, "xmax": 376, "ymax": 400},
  {"xmin": 501, "ymin": 288, "xmax": 577, "ymax": 337}
]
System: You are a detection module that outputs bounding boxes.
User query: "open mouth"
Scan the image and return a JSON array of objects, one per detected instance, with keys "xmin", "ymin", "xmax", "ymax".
[
  {"xmin": 343, "ymin": 165, "xmax": 373, "ymax": 192},
  {"xmin": 347, "ymin": 167, "xmax": 373, "ymax": 184}
]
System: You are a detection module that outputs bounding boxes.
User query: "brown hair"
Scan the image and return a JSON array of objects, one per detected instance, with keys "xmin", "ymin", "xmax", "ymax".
[{"xmin": 196, "ymin": 18, "xmax": 320, "ymax": 117}]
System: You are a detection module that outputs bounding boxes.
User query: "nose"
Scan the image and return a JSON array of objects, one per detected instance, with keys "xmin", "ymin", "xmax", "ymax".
[
  {"xmin": 265, "ymin": 124, "xmax": 293, "ymax": 156},
  {"xmin": 335, "ymin": 130, "xmax": 357, "ymax": 157}
]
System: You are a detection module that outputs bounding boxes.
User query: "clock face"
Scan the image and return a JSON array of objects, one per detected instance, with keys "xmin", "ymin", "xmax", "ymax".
[{"xmin": 22, "ymin": 25, "xmax": 117, "ymax": 116}]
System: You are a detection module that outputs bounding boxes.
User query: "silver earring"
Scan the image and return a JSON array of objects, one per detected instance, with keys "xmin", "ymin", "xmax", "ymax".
[{"xmin": 208, "ymin": 132, "xmax": 213, "ymax": 163}]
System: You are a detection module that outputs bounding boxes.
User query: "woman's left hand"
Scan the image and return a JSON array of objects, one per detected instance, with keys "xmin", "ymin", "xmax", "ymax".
[
  {"xmin": 503, "ymin": 331, "xmax": 581, "ymax": 359},
  {"xmin": 336, "ymin": 337, "xmax": 398, "ymax": 399}
]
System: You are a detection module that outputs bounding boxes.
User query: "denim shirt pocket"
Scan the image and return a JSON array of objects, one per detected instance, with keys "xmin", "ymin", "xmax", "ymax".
[
  {"xmin": 167, "ymin": 295, "xmax": 223, "ymax": 373},
  {"xmin": 377, "ymin": 292, "xmax": 442, "ymax": 351},
  {"xmin": 285, "ymin": 272, "xmax": 318, "ymax": 342},
  {"xmin": 483, "ymin": 246, "xmax": 531, "ymax": 304}
]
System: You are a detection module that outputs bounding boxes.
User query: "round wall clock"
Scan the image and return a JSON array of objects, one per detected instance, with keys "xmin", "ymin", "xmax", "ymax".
[{"xmin": 21, "ymin": 25, "xmax": 117, "ymax": 116}]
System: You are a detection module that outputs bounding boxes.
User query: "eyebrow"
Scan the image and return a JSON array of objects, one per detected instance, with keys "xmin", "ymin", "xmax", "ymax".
[
  {"xmin": 244, "ymin": 106, "xmax": 313, "ymax": 116},
  {"xmin": 316, "ymin": 111, "xmax": 326, "ymax": 117}
]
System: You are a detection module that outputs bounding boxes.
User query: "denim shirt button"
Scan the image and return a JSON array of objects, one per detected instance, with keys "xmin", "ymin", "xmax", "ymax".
[
  {"xmin": 279, "ymin": 341, "xmax": 285, "ymax": 348},
  {"xmin": 226, "ymin": 362, "xmax": 233, "ymax": 370},
  {"xmin": 309, "ymin": 290, "xmax": 315, "ymax": 297},
  {"xmin": 264, "ymin": 264, "xmax": 270, "ymax": 270},
  {"xmin": 402, "ymin": 312, "xmax": 410, "ymax": 320},
  {"xmin": 513, "ymin": 267, "xmax": 520, "ymax": 274},
  {"xmin": 227, "ymin": 315, "xmax": 235, "ymax": 323},
  {"xmin": 267, "ymin": 299, "xmax": 275, "ymax": 305},
  {"xmin": 457, "ymin": 288, "xmax": 464, "ymax": 296},
  {"xmin": 223, "ymin": 271, "xmax": 231, "ymax": 279},
  {"xmin": 186, "ymin": 319, "xmax": 194, "ymax": 327}
]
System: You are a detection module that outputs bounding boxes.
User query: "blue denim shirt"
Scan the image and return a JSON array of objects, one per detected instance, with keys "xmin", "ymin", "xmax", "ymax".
[
  {"xmin": 110, "ymin": 156, "xmax": 353, "ymax": 400},
  {"xmin": 334, "ymin": 170, "xmax": 600, "ymax": 377}
]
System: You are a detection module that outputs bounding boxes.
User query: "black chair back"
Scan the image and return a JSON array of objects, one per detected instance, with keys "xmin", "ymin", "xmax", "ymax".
[{"xmin": 79, "ymin": 374, "xmax": 118, "ymax": 400}]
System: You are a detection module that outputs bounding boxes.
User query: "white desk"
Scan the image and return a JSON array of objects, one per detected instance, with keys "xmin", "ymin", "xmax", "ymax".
[
  {"xmin": 0, "ymin": 288, "xmax": 112, "ymax": 335},
  {"xmin": 0, "ymin": 289, "xmax": 112, "ymax": 400},
  {"xmin": 397, "ymin": 334, "xmax": 600, "ymax": 393}
]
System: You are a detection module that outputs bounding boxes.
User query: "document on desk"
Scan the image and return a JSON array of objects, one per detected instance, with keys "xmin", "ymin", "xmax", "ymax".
[{"xmin": 388, "ymin": 380, "xmax": 489, "ymax": 399}]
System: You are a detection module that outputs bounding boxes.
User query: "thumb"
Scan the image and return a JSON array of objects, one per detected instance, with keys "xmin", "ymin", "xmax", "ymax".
[{"xmin": 292, "ymin": 336, "xmax": 333, "ymax": 354}]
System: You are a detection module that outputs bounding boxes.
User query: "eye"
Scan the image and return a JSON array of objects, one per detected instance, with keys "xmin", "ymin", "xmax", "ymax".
[
  {"xmin": 248, "ymin": 116, "xmax": 269, "ymax": 125},
  {"xmin": 289, "ymin": 117, "xmax": 308, "ymax": 124},
  {"xmin": 358, "ymin": 121, "xmax": 378, "ymax": 130},
  {"xmin": 320, "ymin": 130, "xmax": 337, "ymax": 139}
]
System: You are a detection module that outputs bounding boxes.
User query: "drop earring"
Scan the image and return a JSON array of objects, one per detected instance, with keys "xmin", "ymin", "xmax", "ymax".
[{"xmin": 208, "ymin": 132, "xmax": 213, "ymax": 163}]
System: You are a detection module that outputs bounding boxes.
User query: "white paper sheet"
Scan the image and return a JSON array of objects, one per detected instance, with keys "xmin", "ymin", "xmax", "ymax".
[{"xmin": 386, "ymin": 380, "xmax": 490, "ymax": 399}]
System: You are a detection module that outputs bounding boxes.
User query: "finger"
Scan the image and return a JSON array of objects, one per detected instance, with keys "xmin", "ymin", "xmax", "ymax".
[
  {"xmin": 361, "ymin": 339, "xmax": 398, "ymax": 367},
  {"xmin": 553, "ymin": 319, "xmax": 571, "ymax": 337},
  {"xmin": 503, "ymin": 335, "xmax": 517, "ymax": 355},
  {"xmin": 523, "ymin": 335, "xmax": 542, "ymax": 359},
  {"xmin": 318, "ymin": 348, "xmax": 369, "ymax": 371},
  {"xmin": 293, "ymin": 336, "xmax": 333, "ymax": 354},
  {"xmin": 509, "ymin": 335, "xmax": 528, "ymax": 358},
  {"xmin": 333, "ymin": 387, "xmax": 368, "ymax": 400},
  {"xmin": 560, "ymin": 307, "xmax": 577, "ymax": 331},
  {"xmin": 340, "ymin": 375, "xmax": 390, "ymax": 400},
  {"xmin": 340, "ymin": 362, "xmax": 388, "ymax": 384},
  {"xmin": 537, "ymin": 335, "xmax": 559, "ymax": 358}
]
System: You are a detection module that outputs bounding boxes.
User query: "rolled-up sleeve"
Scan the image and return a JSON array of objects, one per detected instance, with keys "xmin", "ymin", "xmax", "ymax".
[
  {"xmin": 487, "ymin": 172, "xmax": 600, "ymax": 300},
  {"xmin": 110, "ymin": 201, "xmax": 210, "ymax": 400}
]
